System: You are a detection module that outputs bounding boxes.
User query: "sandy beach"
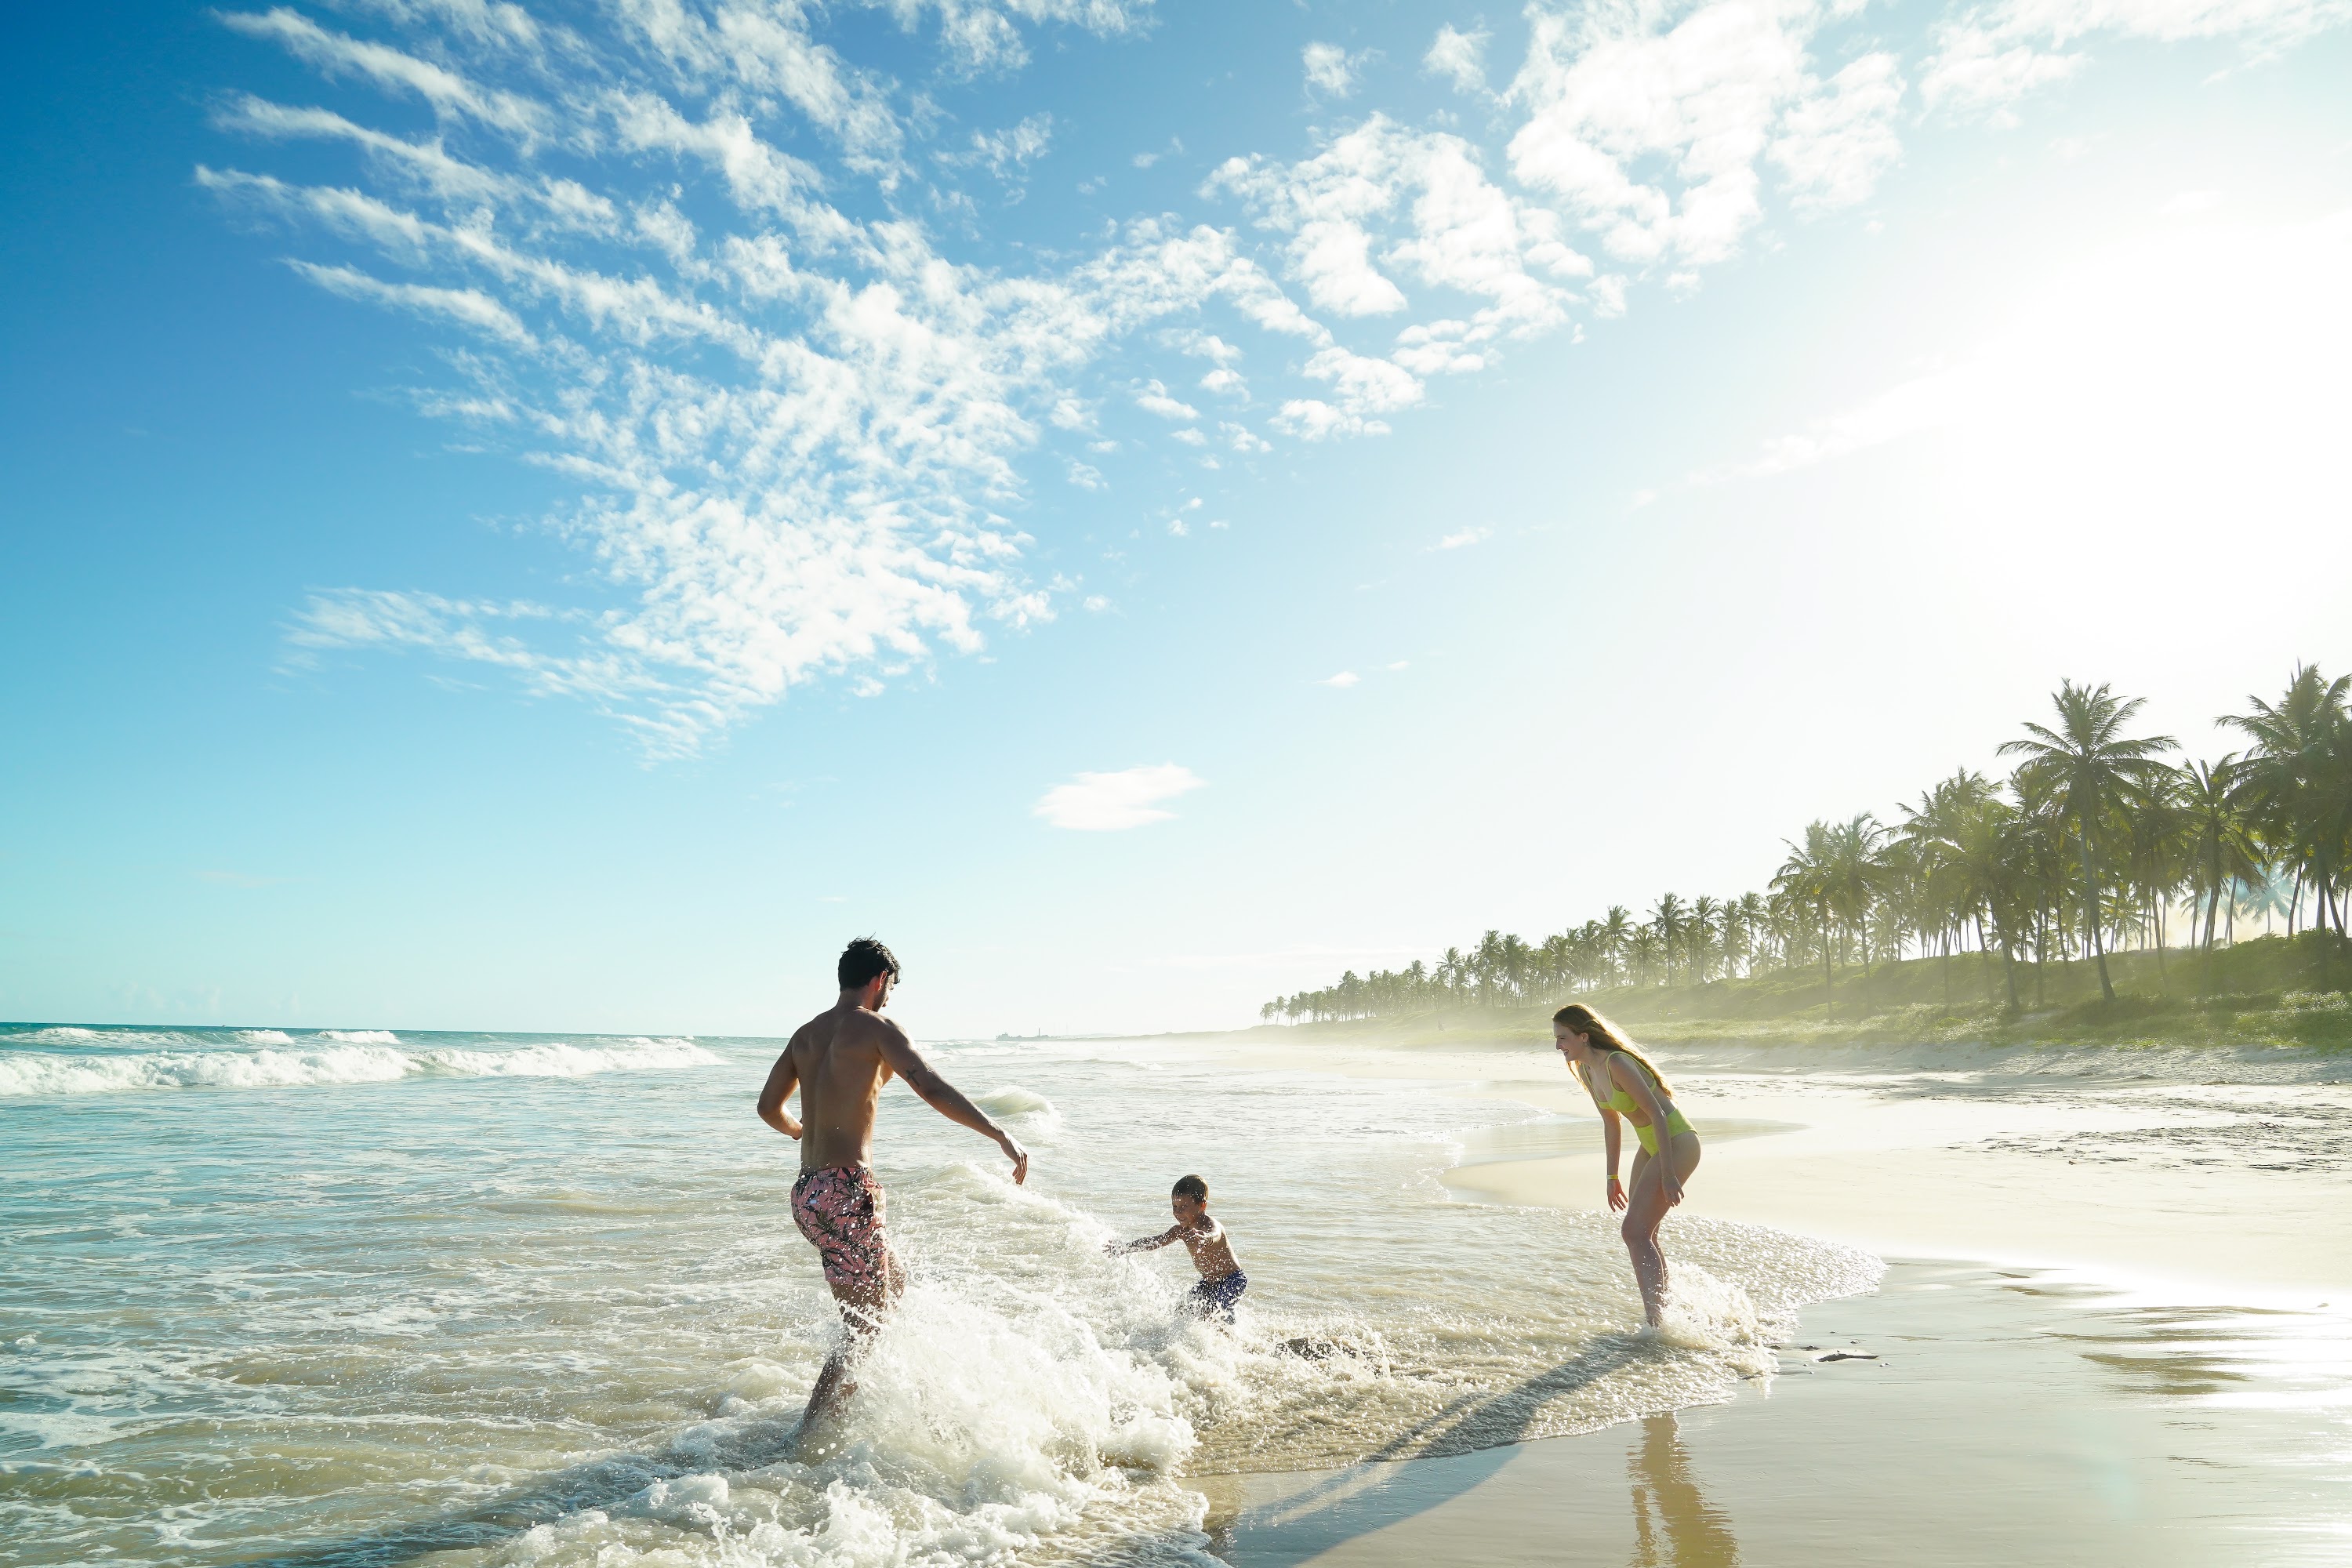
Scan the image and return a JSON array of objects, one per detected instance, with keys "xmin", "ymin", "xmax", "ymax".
[{"xmin": 1187, "ymin": 1032, "xmax": 2352, "ymax": 1566}]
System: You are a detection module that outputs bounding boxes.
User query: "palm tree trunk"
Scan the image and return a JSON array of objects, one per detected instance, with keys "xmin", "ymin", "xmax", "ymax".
[
  {"xmin": 1820, "ymin": 902, "xmax": 1835, "ymax": 1016},
  {"xmin": 2078, "ymin": 822, "xmax": 2116, "ymax": 1003},
  {"xmin": 1976, "ymin": 916, "xmax": 1996, "ymax": 1007}
]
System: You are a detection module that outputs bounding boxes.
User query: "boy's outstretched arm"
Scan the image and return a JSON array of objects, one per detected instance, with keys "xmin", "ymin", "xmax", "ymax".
[{"xmin": 1107, "ymin": 1226, "xmax": 1180, "ymax": 1255}]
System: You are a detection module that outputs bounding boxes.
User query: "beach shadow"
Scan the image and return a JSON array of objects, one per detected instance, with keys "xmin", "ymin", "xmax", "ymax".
[
  {"xmin": 221, "ymin": 1413, "xmax": 807, "ymax": 1567},
  {"xmin": 1203, "ymin": 1335, "xmax": 1650, "ymax": 1566}
]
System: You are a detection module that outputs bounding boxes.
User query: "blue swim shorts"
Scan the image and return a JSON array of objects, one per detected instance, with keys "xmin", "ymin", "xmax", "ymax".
[{"xmin": 1185, "ymin": 1271, "xmax": 1248, "ymax": 1323}]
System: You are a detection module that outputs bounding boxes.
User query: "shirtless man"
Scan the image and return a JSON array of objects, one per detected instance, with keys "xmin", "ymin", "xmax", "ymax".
[
  {"xmin": 755, "ymin": 938, "xmax": 1029, "ymax": 1434},
  {"xmin": 1106, "ymin": 1174, "xmax": 1247, "ymax": 1323}
]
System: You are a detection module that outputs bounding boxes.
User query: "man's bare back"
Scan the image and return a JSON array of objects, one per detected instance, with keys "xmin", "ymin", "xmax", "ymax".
[{"xmin": 757, "ymin": 996, "xmax": 1030, "ymax": 1183}]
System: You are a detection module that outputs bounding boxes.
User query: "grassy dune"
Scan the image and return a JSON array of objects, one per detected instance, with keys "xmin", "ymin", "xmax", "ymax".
[{"xmin": 1231, "ymin": 932, "xmax": 2352, "ymax": 1051}]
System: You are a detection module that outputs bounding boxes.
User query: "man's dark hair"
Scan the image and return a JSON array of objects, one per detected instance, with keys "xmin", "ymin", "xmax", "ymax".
[
  {"xmin": 838, "ymin": 937, "xmax": 901, "ymax": 992},
  {"xmin": 1172, "ymin": 1174, "xmax": 1208, "ymax": 1203}
]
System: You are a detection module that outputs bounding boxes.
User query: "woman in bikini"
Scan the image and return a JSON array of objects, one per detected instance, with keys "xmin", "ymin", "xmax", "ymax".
[{"xmin": 1553, "ymin": 1003, "xmax": 1700, "ymax": 1327}]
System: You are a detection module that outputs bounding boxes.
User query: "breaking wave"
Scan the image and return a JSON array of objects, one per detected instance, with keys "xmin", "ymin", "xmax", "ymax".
[{"xmin": 0, "ymin": 1036, "xmax": 721, "ymax": 1097}]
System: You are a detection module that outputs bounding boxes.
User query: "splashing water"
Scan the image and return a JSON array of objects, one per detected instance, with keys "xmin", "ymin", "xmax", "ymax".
[{"xmin": 0, "ymin": 1028, "xmax": 1879, "ymax": 1566}]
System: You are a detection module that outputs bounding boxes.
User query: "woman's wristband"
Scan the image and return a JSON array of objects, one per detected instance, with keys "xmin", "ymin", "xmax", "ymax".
[{"xmin": 1606, "ymin": 1174, "xmax": 1622, "ymax": 1185}]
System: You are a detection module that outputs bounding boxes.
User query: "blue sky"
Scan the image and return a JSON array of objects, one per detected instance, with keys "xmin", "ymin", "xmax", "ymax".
[{"xmin": 4, "ymin": 0, "xmax": 2349, "ymax": 1036}]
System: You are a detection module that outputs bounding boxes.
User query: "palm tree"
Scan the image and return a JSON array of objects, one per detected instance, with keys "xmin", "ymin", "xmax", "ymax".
[
  {"xmin": 1650, "ymin": 895, "xmax": 1688, "ymax": 986},
  {"xmin": 1998, "ymin": 681, "xmax": 2176, "ymax": 1002},
  {"xmin": 2223, "ymin": 665, "xmax": 2352, "ymax": 938},
  {"xmin": 2178, "ymin": 757, "xmax": 2264, "ymax": 966},
  {"xmin": 1896, "ymin": 770, "xmax": 1996, "ymax": 1010},
  {"xmin": 1774, "ymin": 822, "xmax": 1841, "ymax": 1010},
  {"xmin": 1600, "ymin": 906, "xmax": 1634, "ymax": 983},
  {"xmin": 1627, "ymin": 927, "xmax": 1664, "ymax": 988},
  {"xmin": 1689, "ymin": 895, "xmax": 1722, "ymax": 983}
]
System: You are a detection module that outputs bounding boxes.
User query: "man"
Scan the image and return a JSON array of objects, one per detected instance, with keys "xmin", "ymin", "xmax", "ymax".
[{"xmin": 756, "ymin": 937, "xmax": 1029, "ymax": 1436}]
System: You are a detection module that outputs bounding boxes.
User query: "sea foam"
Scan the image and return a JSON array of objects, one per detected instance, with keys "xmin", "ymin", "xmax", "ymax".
[{"xmin": 0, "ymin": 1036, "xmax": 721, "ymax": 1097}]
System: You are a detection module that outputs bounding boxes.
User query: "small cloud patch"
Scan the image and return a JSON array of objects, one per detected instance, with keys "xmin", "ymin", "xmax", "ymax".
[{"xmin": 1035, "ymin": 764, "xmax": 1205, "ymax": 831}]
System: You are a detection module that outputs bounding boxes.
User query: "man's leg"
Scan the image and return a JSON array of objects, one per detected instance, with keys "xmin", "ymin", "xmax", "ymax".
[{"xmin": 798, "ymin": 1247, "xmax": 899, "ymax": 1436}]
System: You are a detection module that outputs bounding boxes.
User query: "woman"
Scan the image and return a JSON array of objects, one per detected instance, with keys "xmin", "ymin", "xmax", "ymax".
[{"xmin": 1553, "ymin": 1003, "xmax": 1700, "ymax": 1326}]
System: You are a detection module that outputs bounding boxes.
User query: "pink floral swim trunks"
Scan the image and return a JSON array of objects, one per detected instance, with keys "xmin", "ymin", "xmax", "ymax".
[{"xmin": 792, "ymin": 1164, "xmax": 892, "ymax": 1292}]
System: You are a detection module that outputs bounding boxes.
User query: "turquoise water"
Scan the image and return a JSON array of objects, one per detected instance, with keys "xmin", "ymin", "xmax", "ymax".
[{"xmin": 0, "ymin": 1024, "xmax": 1877, "ymax": 1566}]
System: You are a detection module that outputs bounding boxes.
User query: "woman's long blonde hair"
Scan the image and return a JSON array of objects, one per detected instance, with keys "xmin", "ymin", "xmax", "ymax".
[{"xmin": 1552, "ymin": 1003, "xmax": 1675, "ymax": 1099}]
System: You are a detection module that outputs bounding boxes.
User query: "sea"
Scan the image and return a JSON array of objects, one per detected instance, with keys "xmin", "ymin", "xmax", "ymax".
[{"xmin": 0, "ymin": 1022, "xmax": 1879, "ymax": 1566}]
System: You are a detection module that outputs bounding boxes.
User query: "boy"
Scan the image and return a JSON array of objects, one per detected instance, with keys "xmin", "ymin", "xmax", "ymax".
[{"xmin": 1107, "ymin": 1174, "xmax": 1247, "ymax": 1322}]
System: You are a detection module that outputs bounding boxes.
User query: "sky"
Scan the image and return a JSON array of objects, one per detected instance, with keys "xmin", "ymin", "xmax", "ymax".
[{"xmin": 2, "ymin": 0, "xmax": 2349, "ymax": 1039}]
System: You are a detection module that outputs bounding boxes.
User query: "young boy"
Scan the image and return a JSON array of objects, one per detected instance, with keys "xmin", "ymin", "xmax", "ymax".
[{"xmin": 1107, "ymin": 1174, "xmax": 1248, "ymax": 1322}]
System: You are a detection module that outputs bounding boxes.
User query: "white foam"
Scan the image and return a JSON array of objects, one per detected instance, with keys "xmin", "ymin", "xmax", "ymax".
[
  {"xmin": 236, "ymin": 1029, "xmax": 296, "ymax": 1045},
  {"xmin": 0, "ymin": 1036, "xmax": 722, "ymax": 1097},
  {"xmin": 321, "ymin": 1029, "xmax": 401, "ymax": 1044},
  {"xmin": 410, "ymin": 1038, "xmax": 720, "ymax": 1080}
]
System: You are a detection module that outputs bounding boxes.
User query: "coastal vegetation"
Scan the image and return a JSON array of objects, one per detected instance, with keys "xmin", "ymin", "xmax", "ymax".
[{"xmin": 1262, "ymin": 670, "xmax": 2352, "ymax": 1046}]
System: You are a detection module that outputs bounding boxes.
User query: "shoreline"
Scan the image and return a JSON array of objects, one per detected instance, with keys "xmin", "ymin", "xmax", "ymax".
[
  {"xmin": 1197, "ymin": 1258, "xmax": 2352, "ymax": 1567},
  {"xmin": 1177, "ymin": 1027, "xmax": 2352, "ymax": 1565}
]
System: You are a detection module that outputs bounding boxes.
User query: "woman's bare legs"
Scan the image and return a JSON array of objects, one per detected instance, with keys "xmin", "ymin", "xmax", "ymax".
[{"xmin": 1621, "ymin": 1132, "xmax": 1702, "ymax": 1327}]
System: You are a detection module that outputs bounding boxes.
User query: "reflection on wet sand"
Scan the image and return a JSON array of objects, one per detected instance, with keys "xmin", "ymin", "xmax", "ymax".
[{"xmin": 1628, "ymin": 1415, "xmax": 1737, "ymax": 1567}]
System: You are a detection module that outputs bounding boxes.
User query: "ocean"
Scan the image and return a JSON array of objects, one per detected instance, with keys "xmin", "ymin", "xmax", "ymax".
[{"xmin": 0, "ymin": 1022, "xmax": 1878, "ymax": 1566}]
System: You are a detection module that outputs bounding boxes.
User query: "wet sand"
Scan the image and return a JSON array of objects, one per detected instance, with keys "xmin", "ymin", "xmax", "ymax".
[{"xmin": 1183, "ymin": 1035, "xmax": 2352, "ymax": 1566}]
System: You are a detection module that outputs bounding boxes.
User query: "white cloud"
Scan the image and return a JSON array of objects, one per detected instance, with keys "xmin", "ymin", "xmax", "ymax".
[
  {"xmin": 1303, "ymin": 345, "xmax": 1423, "ymax": 416},
  {"xmin": 220, "ymin": 8, "xmax": 548, "ymax": 139},
  {"xmin": 1771, "ymin": 54, "xmax": 1905, "ymax": 212},
  {"xmin": 1507, "ymin": 0, "xmax": 1901, "ymax": 266},
  {"xmin": 1303, "ymin": 41, "xmax": 1367, "ymax": 96},
  {"xmin": 1435, "ymin": 525, "xmax": 1490, "ymax": 549},
  {"xmin": 1425, "ymin": 24, "xmax": 1491, "ymax": 92},
  {"xmin": 1034, "ymin": 763, "xmax": 1205, "ymax": 830},
  {"xmin": 288, "ymin": 261, "xmax": 536, "ymax": 344},
  {"xmin": 1272, "ymin": 398, "xmax": 1389, "ymax": 441},
  {"xmin": 223, "ymin": 3, "xmax": 1381, "ymax": 757},
  {"xmin": 1319, "ymin": 670, "xmax": 1361, "ymax": 687},
  {"xmin": 1208, "ymin": 116, "xmax": 1589, "ymax": 346},
  {"xmin": 1918, "ymin": 24, "xmax": 2083, "ymax": 114},
  {"xmin": 951, "ymin": 112, "xmax": 1055, "ymax": 178},
  {"xmin": 1922, "ymin": 0, "xmax": 2350, "ymax": 115},
  {"xmin": 1135, "ymin": 379, "xmax": 1200, "ymax": 419}
]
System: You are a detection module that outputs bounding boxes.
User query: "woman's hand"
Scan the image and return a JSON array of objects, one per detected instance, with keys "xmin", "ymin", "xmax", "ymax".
[
  {"xmin": 1661, "ymin": 1170, "xmax": 1684, "ymax": 1207},
  {"xmin": 1606, "ymin": 1175, "xmax": 1628, "ymax": 1214}
]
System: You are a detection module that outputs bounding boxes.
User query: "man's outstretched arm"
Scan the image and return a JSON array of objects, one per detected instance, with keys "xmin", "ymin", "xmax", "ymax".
[
  {"xmin": 877, "ymin": 1026, "xmax": 1029, "ymax": 1185},
  {"xmin": 755, "ymin": 1049, "xmax": 802, "ymax": 1140}
]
